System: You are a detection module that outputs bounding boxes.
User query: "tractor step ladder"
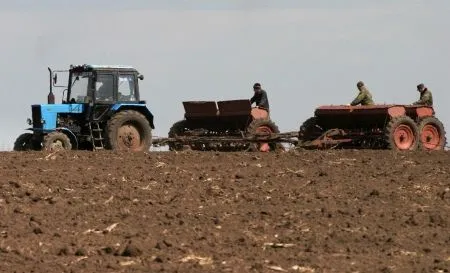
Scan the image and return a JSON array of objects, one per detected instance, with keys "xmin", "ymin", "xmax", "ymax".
[{"xmin": 89, "ymin": 121, "xmax": 105, "ymax": 150}]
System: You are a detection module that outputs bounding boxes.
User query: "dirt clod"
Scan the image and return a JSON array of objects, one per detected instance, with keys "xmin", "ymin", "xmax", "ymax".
[
  {"xmin": 74, "ymin": 248, "xmax": 86, "ymax": 256},
  {"xmin": 121, "ymin": 244, "xmax": 142, "ymax": 257}
]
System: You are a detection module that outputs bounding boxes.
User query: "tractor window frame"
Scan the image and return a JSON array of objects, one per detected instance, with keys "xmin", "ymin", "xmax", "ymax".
[
  {"xmin": 117, "ymin": 73, "xmax": 138, "ymax": 102},
  {"xmin": 93, "ymin": 73, "xmax": 116, "ymax": 104},
  {"xmin": 67, "ymin": 71, "xmax": 93, "ymax": 104}
]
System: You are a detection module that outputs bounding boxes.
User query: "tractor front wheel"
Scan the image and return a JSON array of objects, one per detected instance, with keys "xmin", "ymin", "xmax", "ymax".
[
  {"xmin": 43, "ymin": 132, "xmax": 72, "ymax": 151},
  {"xmin": 247, "ymin": 119, "xmax": 281, "ymax": 152},
  {"xmin": 107, "ymin": 110, "xmax": 152, "ymax": 152},
  {"xmin": 417, "ymin": 117, "xmax": 446, "ymax": 150},
  {"xmin": 385, "ymin": 116, "xmax": 419, "ymax": 151}
]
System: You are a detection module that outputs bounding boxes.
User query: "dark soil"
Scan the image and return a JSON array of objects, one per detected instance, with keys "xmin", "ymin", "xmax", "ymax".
[{"xmin": 0, "ymin": 150, "xmax": 449, "ymax": 272}]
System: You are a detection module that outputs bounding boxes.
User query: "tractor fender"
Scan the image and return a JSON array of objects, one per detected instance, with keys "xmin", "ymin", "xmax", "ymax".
[{"xmin": 110, "ymin": 104, "xmax": 155, "ymax": 129}]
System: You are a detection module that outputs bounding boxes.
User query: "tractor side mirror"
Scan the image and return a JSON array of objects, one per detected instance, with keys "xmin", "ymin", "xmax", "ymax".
[
  {"xmin": 53, "ymin": 73, "xmax": 58, "ymax": 85},
  {"xmin": 138, "ymin": 74, "xmax": 144, "ymax": 80}
]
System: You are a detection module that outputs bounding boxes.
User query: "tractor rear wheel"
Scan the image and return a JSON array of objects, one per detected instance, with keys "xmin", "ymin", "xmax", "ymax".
[
  {"xmin": 14, "ymin": 133, "xmax": 34, "ymax": 151},
  {"xmin": 417, "ymin": 117, "xmax": 446, "ymax": 150},
  {"xmin": 43, "ymin": 132, "xmax": 72, "ymax": 151},
  {"xmin": 385, "ymin": 116, "xmax": 419, "ymax": 151},
  {"xmin": 107, "ymin": 110, "xmax": 152, "ymax": 152},
  {"xmin": 247, "ymin": 119, "xmax": 281, "ymax": 152},
  {"xmin": 168, "ymin": 120, "xmax": 188, "ymax": 151}
]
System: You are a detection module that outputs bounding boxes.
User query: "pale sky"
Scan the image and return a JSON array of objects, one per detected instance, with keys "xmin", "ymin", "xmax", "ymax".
[{"xmin": 1, "ymin": 0, "xmax": 449, "ymax": 150}]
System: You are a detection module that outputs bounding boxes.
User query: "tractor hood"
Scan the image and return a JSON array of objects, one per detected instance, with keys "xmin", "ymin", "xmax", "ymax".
[{"xmin": 31, "ymin": 104, "xmax": 84, "ymax": 131}]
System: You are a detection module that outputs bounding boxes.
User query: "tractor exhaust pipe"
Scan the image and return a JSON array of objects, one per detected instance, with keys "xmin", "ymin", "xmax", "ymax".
[{"xmin": 47, "ymin": 67, "xmax": 55, "ymax": 104}]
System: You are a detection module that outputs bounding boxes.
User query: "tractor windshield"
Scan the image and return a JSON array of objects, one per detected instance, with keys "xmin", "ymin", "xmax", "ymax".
[{"xmin": 69, "ymin": 72, "xmax": 91, "ymax": 103}]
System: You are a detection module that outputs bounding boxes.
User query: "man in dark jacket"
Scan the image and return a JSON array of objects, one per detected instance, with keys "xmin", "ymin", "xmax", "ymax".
[
  {"xmin": 250, "ymin": 83, "xmax": 270, "ymax": 111},
  {"xmin": 412, "ymin": 83, "xmax": 433, "ymax": 106}
]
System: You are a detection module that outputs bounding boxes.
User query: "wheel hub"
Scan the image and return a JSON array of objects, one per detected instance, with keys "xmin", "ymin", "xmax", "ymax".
[
  {"xmin": 49, "ymin": 140, "xmax": 64, "ymax": 151},
  {"xmin": 255, "ymin": 125, "xmax": 273, "ymax": 152},
  {"xmin": 118, "ymin": 124, "xmax": 141, "ymax": 150},
  {"xmin": 421, "ymin": 124, "xmax": 440, "ymax": 150},
  {"xmin": 393, "ymin": 124, "xmax": 414, "ymax": 150}
]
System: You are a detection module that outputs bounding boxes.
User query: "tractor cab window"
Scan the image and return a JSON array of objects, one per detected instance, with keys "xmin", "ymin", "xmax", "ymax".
[
  {"xmin": 69, "ymin": 72, "xmax": 91, "ymax": 103},
  {"xmin": 95, "ymin": 74, "xmax": 114, "ymax": 102},
  {"xmin": 118, "ymin": 75, "xmax": 136, "ymax": 101}
]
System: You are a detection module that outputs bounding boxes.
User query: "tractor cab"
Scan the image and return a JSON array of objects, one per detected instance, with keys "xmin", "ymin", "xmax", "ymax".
[
  {"xmin": 60, "ymin": 64, "xmax": 145, "ymax": 105},
  {"xmin": 54, "ymin": 64, "xmax": 147, "ymax": 123}
]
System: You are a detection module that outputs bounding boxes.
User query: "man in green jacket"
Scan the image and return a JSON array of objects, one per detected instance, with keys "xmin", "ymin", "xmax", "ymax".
[
  {"xmin": 350, "ymin": 81, "xmax": 374, "ymax": 106},
  {"xmin": 412, "ymin": 83, "xmax": 433, "ymax": 106}
]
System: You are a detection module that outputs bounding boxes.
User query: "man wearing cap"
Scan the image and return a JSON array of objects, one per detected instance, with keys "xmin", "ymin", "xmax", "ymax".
[
  {"xmin": 250, "ymin": 83, "xmax": 270, "ymax": 111},
  {"xmin": 412, "ymin": 83, "xmax": 433, "ymax": 106},
  {"xmin": 350, "ymin": 81, "xmax": 374, "ymax": 106}
]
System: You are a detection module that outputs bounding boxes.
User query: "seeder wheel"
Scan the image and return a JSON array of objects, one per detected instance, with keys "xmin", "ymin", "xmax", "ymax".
[
  {"xmin": 298, "ymin": 117, "xmax": 323, "ymax": 146},
  {"xmin": 247, "ymin": 119, "xmax": 281, "ymax": 152},
  {"xmin": 168, "ymin": 120, "xmax": 189, "ymax": 151},
  {"xmin": 385, "ymin": 116, "xmax": 419, "ymax": 151},
  {"xmin": 417, "ymin": 117, "xmax": 446, "ymax": 150}
]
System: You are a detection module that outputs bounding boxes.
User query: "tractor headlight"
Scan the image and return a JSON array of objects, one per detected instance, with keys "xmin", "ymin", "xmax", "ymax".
[{"xmin": 27, "ymin": 118, "xmax": 32, "ymax": 125}]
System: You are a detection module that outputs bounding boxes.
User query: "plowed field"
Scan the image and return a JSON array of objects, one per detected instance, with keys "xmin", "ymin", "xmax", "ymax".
[{"xmin": 0, "ymin": 150, "xmax": 449, "ymax": 273}]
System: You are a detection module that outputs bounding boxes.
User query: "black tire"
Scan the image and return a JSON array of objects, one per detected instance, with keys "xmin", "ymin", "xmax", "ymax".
[
  {"xmin": 43, "ymin": 132, "xmax": 72, "ymax": 151},
  {"xmin": 107, "ymin": 110, "xmax": 152, "ymax": 152},
  {"xmin": 417, "ymin": 117, "xmax": 446, "ymax": 150},
  {"xmin": 298, "ymin": 117, "xmax": 323, "ymax": 147},
  {"xmin": 168, "ymin": 120, "xmax": 188, "ymax": 151},
  {"xmin": 298, "ymin": 117, "xmax": 322, "ymax": 139},
  {"xmin": 246, "ymin": 119, "xmax": 281, "ymax": 152},
  {"xmin": 385, "ymin": 116, "xmax": 419, "ymax": 151},
  {"xmin": 13, "ymin": 133, "xmax": 33, "ymax": 151}
]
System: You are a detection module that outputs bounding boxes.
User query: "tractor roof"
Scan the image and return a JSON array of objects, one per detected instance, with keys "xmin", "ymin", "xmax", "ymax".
[{"xmin": 69, "ymin": 64, "xmax": 138, "ymax": 72}]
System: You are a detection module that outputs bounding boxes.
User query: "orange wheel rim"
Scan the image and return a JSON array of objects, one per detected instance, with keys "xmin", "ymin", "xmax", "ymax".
[
  {"xmin": 393, "ymin": 124, "xmax": 415, "ymax": 150},
  {"xmin": 421, "ymin": 124, "xmax": 441, "ymax": 150}
]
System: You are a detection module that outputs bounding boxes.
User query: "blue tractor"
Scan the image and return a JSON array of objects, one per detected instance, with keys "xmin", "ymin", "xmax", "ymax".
[{"xmin": 14, "ymin": 64, "xmax": 155, "ymax": 152}]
